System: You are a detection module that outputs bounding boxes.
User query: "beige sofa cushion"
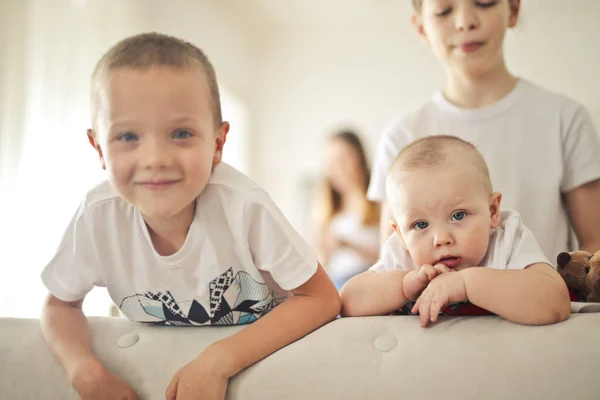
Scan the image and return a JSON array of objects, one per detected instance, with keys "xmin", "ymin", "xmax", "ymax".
[{"xmin": 1, "ymin": 314, "xmax": 597, "ymax": 399}]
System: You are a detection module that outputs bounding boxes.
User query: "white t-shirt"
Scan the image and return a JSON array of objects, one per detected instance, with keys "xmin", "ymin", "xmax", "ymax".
[
  {"xmin": 367, "ymin": 79, "xmax": 600, "ymax": 260},
  {"xmin": 326, "ymin": 212, "xmax": 379, "ymax": 282},
  {"xmin": 41, "ymin": 163, "xmax": 318, "ymax": 326},
  {"xmin": 370, "ymin": 209, "xmax": 549, "ymax": 273}
]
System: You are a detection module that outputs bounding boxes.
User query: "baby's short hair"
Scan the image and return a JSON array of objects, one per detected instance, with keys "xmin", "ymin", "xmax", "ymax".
[
  {"xmin": 91, "ymin": 32, "xmax": 222, "ymax": 130},
  {"xmin": 386, "ymin": 135, "xmax": 493, "ymax": 201}
]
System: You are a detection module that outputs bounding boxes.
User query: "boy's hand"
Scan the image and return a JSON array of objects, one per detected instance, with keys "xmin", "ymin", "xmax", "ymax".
[
  {"xmin": 165, "ymin": 345, "xmax": 232, "ymax": 400},
  {"xmin": 72, "ymin": 360, "xmax": 140, "ymax": 400},
  {"xmin": 403, "ymin": 263, "xmax": 453, "ymax": 301},
  {"xmin": 412, "ymin": 269, "xmax": 467, "ymax": 327}
]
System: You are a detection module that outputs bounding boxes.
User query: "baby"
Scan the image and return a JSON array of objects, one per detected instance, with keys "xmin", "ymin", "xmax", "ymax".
[{"xmin": 340, "ymin": 135, "xmax": 571, "ymax": 327}]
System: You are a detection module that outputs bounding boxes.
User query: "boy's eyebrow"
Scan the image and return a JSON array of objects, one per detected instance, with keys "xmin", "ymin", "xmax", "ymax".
[
  {"xmin": 107, "ymin": 115, "xmax": 201, "ymax": 130},
  {"xmin": 168, "ymin": 115, "xmax": 202, "ymax": 124}
]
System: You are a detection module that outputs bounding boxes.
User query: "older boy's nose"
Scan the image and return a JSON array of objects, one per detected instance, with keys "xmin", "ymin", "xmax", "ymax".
[{"xmin": 454, "ymin": 2, "xmax": 480, "ymax": 31}]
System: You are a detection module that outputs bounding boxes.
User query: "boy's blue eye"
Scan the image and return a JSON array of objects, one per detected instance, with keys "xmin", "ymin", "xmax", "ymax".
[
  {"xmin": 172, "ymin": 129, "xmax": 193, "ymax": 139},
  {"xmin": 414, "ymin": 221, "xmax": 429, "ymax": 230},
  {"xmin": 118, "ymin": 132, "xmax": 138, "ymax": 142},
  {"xmin": 452, "ymin": 211, "xmax": 467, "ymax": 221}
]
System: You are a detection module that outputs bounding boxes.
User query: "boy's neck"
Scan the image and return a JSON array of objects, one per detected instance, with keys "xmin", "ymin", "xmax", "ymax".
[
  {"xmin": 143, "ymin": 204, "xmax": 196, "ymax": 256},
  {"xmin": 443, "ymin": 62, "xmax": 518, "ymax": 109}
]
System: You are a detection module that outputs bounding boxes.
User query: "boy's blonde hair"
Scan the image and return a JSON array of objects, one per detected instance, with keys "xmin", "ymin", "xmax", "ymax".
[
  {"xmin": 386, "ymin": 135, "xmax": 493, "ymax": 206},
  {"xmin": 91, "ymin": 32, "xmax": 222, "ymax": 130}
]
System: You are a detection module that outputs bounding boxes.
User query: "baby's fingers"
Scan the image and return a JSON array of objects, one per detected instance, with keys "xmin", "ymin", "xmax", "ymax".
[
  {"xmin": 419, "ymin": 265, "xmax": 437, "ymax": 281},
  {"xmin": 429, "ymin": 295, "xmax": 446, "ymax": 323},
  {"xmin": 433, "ymin": 263, "xmax": 454, "ymax": 274},
  {"xmin": 414, "ymin": 293, "xmax": 431, "ymax": 327}
]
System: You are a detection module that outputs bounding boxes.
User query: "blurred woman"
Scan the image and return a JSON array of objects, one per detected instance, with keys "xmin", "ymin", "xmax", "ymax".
[{"xmin": 315, "ymin": 130, "xmax": 380, "ymax": 290}]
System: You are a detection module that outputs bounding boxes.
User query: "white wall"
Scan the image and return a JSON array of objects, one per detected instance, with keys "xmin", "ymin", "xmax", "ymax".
[
  {"xmin": 0, "ymin": 0, "xmax": 151, "ymax": 317},
  {"xmin": 252, "ymin": 0, "xmax": 600, "ymax": 240}
]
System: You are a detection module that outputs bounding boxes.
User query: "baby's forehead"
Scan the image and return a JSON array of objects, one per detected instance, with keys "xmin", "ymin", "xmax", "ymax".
[{"xmin": 389, "ymin": 167, "xmax": 488, "ymax": 207}]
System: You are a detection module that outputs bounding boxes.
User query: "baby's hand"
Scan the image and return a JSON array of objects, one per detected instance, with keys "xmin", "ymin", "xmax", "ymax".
[
  {"xmin": 72, "ymin": 361, "xmax": 140, "ymax": 400},
  {"xmin": 165, "ymin": 346, "xmax": 231, "ymax": 400},
  {"xmin": 412, "ymin": 270, "xmax": 467, "ymax": 327},
  {"xmin": 403, "ymin": 264, "xmax": 441, "ymax": 301}
]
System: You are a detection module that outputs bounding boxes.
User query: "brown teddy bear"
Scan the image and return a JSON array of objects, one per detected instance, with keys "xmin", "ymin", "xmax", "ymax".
[{"xmin": 556, "ymin": 250, "xmax": 600, "ymax": 302}]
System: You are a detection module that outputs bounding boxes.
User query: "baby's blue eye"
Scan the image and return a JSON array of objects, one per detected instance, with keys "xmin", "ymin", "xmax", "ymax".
[
  {"xmin": 452, "ymin": 211, "xmax": 467, "ymax": 221},
  {"xmin": 118, "ymin": 132, "xmax": 138, "ymax": 142},
  {"xmin": 172, "ymin": 129, "xmax": 192, "ymax": 139},
  {"xmin": 414, "ymin": 221, "xmax": 429, "ymax": 230}
]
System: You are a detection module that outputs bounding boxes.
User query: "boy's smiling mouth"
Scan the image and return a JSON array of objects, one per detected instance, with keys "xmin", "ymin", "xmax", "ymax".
[{"xmin": 135, "ymin": 179, "xmax": 181, "ymax": 191}]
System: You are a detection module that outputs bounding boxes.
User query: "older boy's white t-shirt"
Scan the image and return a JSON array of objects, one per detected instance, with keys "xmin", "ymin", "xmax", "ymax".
[
  {"xmin": 41, "ymin": 163, "xmax": 318, "ymax": 326},
  {"xmin": 370, "ymin": 210, "xmax": 549, "ymax": 273},
  {"xmin": 367, "ymin": 79, "xmax": 600, "ymax": 261}
]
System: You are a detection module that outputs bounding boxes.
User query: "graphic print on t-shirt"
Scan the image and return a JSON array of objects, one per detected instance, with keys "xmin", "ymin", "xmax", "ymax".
[{"xmin": 119, "ymin": 267, "xmax": 282, "ymax": 325}]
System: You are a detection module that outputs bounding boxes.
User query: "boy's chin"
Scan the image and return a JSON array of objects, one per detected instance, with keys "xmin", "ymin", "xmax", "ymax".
[{"xmin": 138, "ymin": 202, "xmax": 196, "ymax": 222}]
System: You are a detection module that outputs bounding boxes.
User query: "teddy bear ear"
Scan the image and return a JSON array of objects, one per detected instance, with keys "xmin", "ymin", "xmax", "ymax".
[{"xmin": 557, "ymin": 252, "xmax": 571, "ymax": 267}]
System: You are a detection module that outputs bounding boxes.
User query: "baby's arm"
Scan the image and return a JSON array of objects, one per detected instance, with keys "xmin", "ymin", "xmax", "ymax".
[
  {"xmin": 461, "ymin": 263, "xmax": 571, "ymax": 325},
  {"xmin": 415, "ymin": 264, "xmax": 571, "ymax": 327},
  {"xmin": 41, "ymin": 294, "xmax": 139, "ymax": 400},
  {"xmin": 340, "ymin": 270, "xmax": 409, "ymax": 317},
  {"xmin": 165, "ymin": 264, "xmax": 340, "ymax": 400},
  {"xmin": 340, "ymin": 264, "xmax": 444, "ymax": 317}
]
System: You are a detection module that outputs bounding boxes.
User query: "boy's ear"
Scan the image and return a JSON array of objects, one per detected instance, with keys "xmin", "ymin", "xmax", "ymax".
[
  {"xmin": 411, "ymin": 13, "xmax": 429, "ymax": 45},
  {"xmin": 489, "ymin": 191, "xmax": 502, "ymax": 228},
  {"xmin": 389, "ymin": 220, "xmax": 408, "ymax": 250},
  {"xmin": 507, "ymin": 0, "xmax": 521, "ymax": 28},
  {"xmin": 87, "ymin": 129, "xmax": 106, "ymax": 170},
  {"xmin": 212, "ymin": 121, "xmax": 230, "ymax": 166}
]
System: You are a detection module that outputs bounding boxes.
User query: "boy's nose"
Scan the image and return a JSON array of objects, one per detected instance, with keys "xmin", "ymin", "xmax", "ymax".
[
  {"xmin": 140, "ymin": 139, "xmax": 172, "ymax": 169},
  {"xmin": 454, "ymin": 3, "xmax": 480, "ymax": 32}
]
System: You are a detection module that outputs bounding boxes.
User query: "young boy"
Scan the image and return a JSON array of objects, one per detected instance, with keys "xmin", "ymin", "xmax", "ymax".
[
  {"xmin": 369, "ymin": 0, "xmax": 600, "ymax": 260},
  {"xmin": 40, "ymin": 32, "xmax": 341, "ymax": 400},
  {"xmin": 341, "ymin": 135, "xmax": 571, "ymax": 327}
]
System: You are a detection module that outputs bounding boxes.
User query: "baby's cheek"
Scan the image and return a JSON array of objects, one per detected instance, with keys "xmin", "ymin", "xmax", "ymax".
[{"xmin": 471, "ymin": 235, "xmax": 490, "ymax": 265}]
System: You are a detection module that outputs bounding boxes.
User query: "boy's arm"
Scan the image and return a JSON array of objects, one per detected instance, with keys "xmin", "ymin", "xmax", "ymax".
[
  {"xmin": 166, "ymin": 265, "xmax": 340, "ymax": 399},
  {"xmin": 340, "ymin": 269, "xmax": 410, "ymax": 317},
  {"xmin": 200, "ymin": 265, "xmax": 340, "ymax": 377},
  {"xmin": 41, "ymin": 294, "xmax": 139, "ymax": 399},
  {"xmin": 41, "ymin": 294, "xmax": 99, "ymax": 380},
  {"xmin": 564, "ymin": 179, "xmax": 600, "ymax": 252},
  {"xmin": 461, "ymin": 263, "xmax": 571, "ymax": 325}
]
